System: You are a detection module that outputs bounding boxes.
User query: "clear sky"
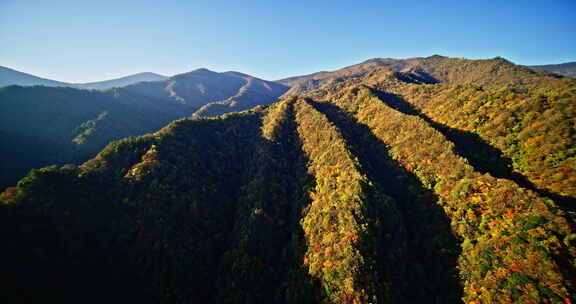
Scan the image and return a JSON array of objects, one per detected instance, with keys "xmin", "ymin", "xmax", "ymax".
[{"xmin": 1, "ymin": 0, "xmax": 575, "ymax": 82}]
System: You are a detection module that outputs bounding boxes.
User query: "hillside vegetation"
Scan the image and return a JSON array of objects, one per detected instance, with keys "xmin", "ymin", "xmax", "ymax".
[
  {"xmin": 0, "ymin": 85, "xmax": 190, "ymax": 189},
  {"xmin": 1, "ymin": 56, "xmax": 575, "ymax": 303}
]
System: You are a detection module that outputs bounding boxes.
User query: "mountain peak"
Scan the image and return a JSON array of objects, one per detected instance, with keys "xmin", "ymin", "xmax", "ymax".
[
  {"xmin": 426, "ymin": 54, "xmax": 447, "ymax": 59},
  {"xmin": 223, "ymin": 71, "xmax": 253, "ymax": 78},
  {"xmin": 191, "ymin": 68, "xmax": 214, "ymax": 73},
  {"xmin": 490, "ymin": 56, "xmax": 512, "ymax": 63},
  {"xmin": 132, "ymin": 72, "xmax": 167, "ymax": 77},
  {"xmin": 172, "ymin": 68, "xmax": 218, "ymax": 79}
]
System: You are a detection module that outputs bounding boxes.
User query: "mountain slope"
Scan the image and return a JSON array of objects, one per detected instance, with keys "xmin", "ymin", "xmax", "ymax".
[
  {"xmin": 529, "ymin": 62, "xmax": 576, "ymax": 78},
  {"xmin": 282, "ymin": 56, "xmax": 576, "ymax": 208},
  {"xmin": 278, "ymin": 55, "xmax": 563, "ymax": 96},
  {"xmin": 1, "ymin": 56, "xmax": 575, "ymax": 303},
  {"xmin": 276, "ymin": 55, "xmax": 444, "ymax": 96},
  {"xmin": 0, "ymin": 65, "xmax": 168, "ymax": 89},
  {"xmin": 0, "ymin": 85, "xmax": 191, "ymax": 189}
]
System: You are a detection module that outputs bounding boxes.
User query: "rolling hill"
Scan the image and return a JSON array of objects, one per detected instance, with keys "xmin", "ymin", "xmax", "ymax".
[
  {"xmin": 0, "ymin": 65, "xmax": 168, "ymax": 89},
  {"xmin": 1, "ymin": 56, "xmax": 574, "ymax": 303},
  {"xmin": 74, "ymin": 72, "xmax": 168, "ymax": 89},
  {"xmin": 529, "ymin": 62, "xmax": 576, "ymax": 78}
]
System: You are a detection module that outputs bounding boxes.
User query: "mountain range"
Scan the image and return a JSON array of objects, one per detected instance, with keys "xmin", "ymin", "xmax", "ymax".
[
  {"xmin": 3, "ymin": 59, "xmax": 574, "ymax": 92},
  {"xmin": 1, "ymin": 55, "xmax": 574, "ymax": 303},
  {"xmin": 0, "ymin": 68, "xmax": 287, "ymax": 189}
]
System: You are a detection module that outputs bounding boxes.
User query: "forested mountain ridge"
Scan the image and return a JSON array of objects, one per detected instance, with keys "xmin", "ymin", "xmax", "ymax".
[
  {"xmin": 1, "ymin": 56, "xmax": 575, "ymax": 303},
  {"xmin": 0, "ymin": 65, "xmax": 168, "ymax": 89},
  {"xmin": 300, "ymin": 57, "xmax": 576, "ymax": 209},
  {"xmin": 278, "ymin": 55, "xmax": 564, "ymax": 96}
]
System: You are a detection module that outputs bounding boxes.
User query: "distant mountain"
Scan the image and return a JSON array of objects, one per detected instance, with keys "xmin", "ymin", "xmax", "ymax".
[
  {"xmin": 0, "ymin": 65, "xmax": 168, "ymax": 89},
  {"xmin": 2, "ymin": 55, "xmax": 575, "ymax": 303},
  {"xmin": 529, "ymin": 61, "xmax": 576, "ymax": 78},
  {"xmin": 0, "ymin": 66, "xmax": 70, "ymax": 87},
  {"xmin": 0, "ymin": 65, "xmax": 288, "ymax": 105},
  {"xmin": 125, "ymin": 68, "xmax": 289, "ymax": 117}
]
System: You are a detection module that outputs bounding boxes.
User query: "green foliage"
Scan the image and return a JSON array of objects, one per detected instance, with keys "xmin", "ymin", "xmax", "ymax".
[
  {"xmin": 329, "ymin": 86, "xmax": 575, "ymax": 303},
  {"xmin": 403, "ymin": 79, "xmax": 576, "ymax": 202},
  {"xmin": 294, "ymin": 98, "xmax": 387, "ymax": 303},
  {"xmin": 0, "ymin": 85, "xmax": 190, "ymax": 189}
]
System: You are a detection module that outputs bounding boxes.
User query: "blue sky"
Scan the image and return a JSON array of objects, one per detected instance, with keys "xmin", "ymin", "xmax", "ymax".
[{"xmin": 1, "ymin": 0, "xmax": 575, "ymax": 82}]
